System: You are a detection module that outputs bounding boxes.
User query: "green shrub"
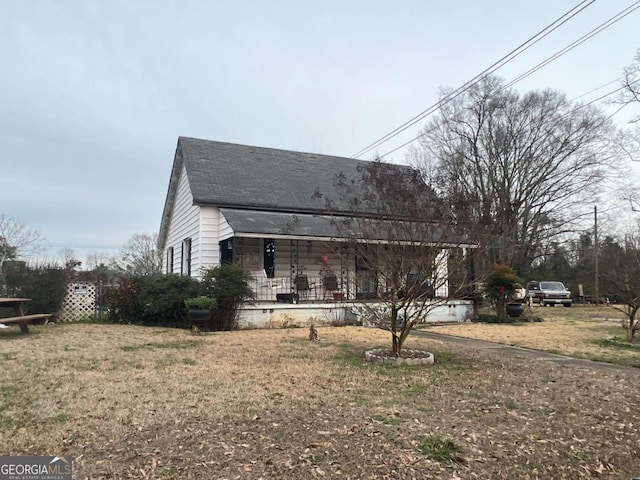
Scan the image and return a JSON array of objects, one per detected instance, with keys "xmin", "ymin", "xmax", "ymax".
[
  {"xmin": 104, "ymin": 274, "xmax": 201, "ymax": 327},
  {"xmin": 103, "ymin": 266, "xmax": 251, "ymax": 329},
  {"xmin": 184, "ymin": 296, "xmax": 215, "ymax": 310},
  {"xmin": 139, "ymin": 274, "xmax": 201, "ymax": 327},
  {"xmin": 201, "ymin": 264, "xmax": 252, "ymax": 330},
  {"xmin": 103, "ymin": 276, "xmax": 143, "ymax": 324},
  {"xmin": 2, "ymin": 261, "xmax": 66, "ymax": 316},
  {"xmin": 483, "ymin": 264, "xmax": 523, "ymax": 318}
]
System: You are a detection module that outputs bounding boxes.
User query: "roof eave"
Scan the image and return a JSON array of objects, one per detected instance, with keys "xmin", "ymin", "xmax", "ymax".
[
  {"xmin": 230, "ymin": 230, "xmax": 478, "ymax": 247},
  {"xmin": 157, "ymin": 141, "xmax": 186, "ymax": 250}
]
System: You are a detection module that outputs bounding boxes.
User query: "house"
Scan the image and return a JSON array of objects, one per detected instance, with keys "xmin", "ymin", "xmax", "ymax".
[{"xmin": 158, "ymin": 136, "xmax": 476, "ymax": 326}]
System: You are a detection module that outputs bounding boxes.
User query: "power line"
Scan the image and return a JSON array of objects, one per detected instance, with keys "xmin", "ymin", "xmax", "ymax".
[
  {"xmin": 502, "ymin": 1, "xmax": 640, "ymax": 90},
  {"xmin": 379, "ymin": 82, "xmax": 635, "ymax": 159},
  {"xmin": 41, "ymin": 243, "xmax": 121, "ymax": 251},
  {"xmin": 378, "ymin": 2, "xmax": 640, "ymax": 159},
  {"xmin": 606, "ymin": 102, "xmax": 630, "ymax": 120},
  {"xmin": 350, "ymin": 0, "xmax": 596, "ymax": 159},
  {"xmin": 571, "ymin": 77, "xmax": 623, "ymax": 101}
]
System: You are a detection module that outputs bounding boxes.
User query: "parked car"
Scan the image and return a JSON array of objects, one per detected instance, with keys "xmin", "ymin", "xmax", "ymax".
[{"xmin": 525, "ymin": 281, "xmax": 572, "ymax": 307}]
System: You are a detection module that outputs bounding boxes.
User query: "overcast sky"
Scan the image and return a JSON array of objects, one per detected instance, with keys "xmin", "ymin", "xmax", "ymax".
[{"xmin": 1, "ymin": 0, "xmax": 638, "ymax": 265}]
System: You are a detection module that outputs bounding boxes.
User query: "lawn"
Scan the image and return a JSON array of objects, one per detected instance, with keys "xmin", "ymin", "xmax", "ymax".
[
  {"xmin": 1, "ymin": 315, "xmax": 639, "ymax": 479},
  {"xmin": 426, "ymin": 304, "xmax": 640, "ymax": 367}
]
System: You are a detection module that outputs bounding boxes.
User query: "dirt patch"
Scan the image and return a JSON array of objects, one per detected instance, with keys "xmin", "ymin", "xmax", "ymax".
[{"xmin": 1, "ymin": 320, "xmax": 640, "ymax": 479}]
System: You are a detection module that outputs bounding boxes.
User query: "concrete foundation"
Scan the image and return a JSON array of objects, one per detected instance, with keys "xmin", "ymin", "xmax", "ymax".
[{"xmin": 237, "ymin": 300, "xmax": 474, "ymax": 329}]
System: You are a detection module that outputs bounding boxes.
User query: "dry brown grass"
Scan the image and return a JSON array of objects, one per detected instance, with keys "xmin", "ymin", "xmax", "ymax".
[
  {"xmin": 426, "ymin": 304, "xmax": 640, "ymax": 366},
  {"xmin": 1, "ymin": 315, "xmax": 639, "ymax": 479}
]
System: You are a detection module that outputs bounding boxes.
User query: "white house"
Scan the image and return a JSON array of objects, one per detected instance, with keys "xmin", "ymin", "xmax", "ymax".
[{"xmin": 158, "ymin": 137, "xmax": 476, "ymax": 325}]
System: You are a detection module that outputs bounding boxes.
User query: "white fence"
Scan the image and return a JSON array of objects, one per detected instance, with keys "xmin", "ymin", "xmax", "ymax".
[{"xmin": 58, "ymin": 282, "xmax": 96, "ymax": 322}]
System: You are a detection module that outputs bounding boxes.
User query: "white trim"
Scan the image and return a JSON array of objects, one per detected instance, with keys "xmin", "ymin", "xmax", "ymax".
[{"xmin": 230, "ymin": 231, "xmax": 477, "ymax": 248}]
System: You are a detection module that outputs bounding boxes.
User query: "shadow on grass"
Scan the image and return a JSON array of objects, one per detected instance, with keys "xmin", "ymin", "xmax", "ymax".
[
  {"xmin": 0, "ymin": 329, "xmax": 28, "ymax": 339},
  {"xmin": 121, "ymin": 339, "xmax": 203, "ymax": 352}
]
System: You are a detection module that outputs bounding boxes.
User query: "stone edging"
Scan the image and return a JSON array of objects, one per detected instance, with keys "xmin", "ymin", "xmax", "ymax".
[{"xmin": 365, "ymin": 348, "xmax": 435, "ymax": 365}]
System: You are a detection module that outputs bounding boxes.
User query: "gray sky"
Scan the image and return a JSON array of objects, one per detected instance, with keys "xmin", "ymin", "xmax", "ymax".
[{"xmin": 1, "ymin": 1, "xmax": 638, "ymax": 265}]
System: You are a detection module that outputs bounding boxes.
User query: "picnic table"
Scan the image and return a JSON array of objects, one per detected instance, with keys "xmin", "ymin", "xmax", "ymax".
[{"xmin": 0, "ymin": 298, "xmax": 52, "ymax": 333}]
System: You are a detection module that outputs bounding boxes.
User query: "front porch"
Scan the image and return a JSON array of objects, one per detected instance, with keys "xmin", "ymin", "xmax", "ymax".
[
  {"xmin": 223, "ymin": 237, "xmax": 457, "ymax": 304},
  {"xmin": 219, "ymin": 221, "xmax": 476, "ymax": 328}
]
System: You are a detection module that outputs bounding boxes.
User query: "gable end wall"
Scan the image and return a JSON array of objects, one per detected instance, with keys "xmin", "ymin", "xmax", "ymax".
[
  {"xmin": 165, "ymin": 165, "xmax": 202, "ymax": 277},
  {"xmin": 200, "ymin": 206, "xmax": 221, "ymax": 272}
]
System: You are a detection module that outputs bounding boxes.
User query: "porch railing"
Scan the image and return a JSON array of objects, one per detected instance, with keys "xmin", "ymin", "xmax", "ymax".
[
  {"xmin": 247, "ymin": 274, "xmax": 447, "ymax": 304},
  {"xmin": 248, "ymin": 275, "xmax": 346, "ymax": 303}
]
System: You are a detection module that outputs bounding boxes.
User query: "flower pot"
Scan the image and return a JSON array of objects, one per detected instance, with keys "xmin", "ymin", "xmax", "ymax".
[
  {"xmin": 188, "ymin": 308, "xmax": 211, "ymax": 326},
  {"xmin": 505, "ymin": 303, "xmax": 524, "ymax": 318},
  {"xmin": 333, "ymin": 292, "xmax": 344, "ymax": 301}
]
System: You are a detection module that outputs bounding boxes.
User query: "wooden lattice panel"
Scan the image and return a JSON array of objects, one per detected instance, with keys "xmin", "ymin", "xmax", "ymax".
[{"xmin": 58, "ymin": 282, "xmax": 96, "ymax": 322}]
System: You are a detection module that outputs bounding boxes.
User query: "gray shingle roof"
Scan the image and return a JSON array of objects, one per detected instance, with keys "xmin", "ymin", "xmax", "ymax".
[
  {"xmin": 158, "ymin": 137, "xmax": 423, "ymax": 249},
  {"xmin": 219, "ymin": 208, "xmax": 472, "ymax": 245},
  {"xmin": 179, "ymin": 136, "xmax": 386, "ymax": 214},
  {"xmin": 220, "ymin": 208, "xmax": 353, "ymax": 239}
]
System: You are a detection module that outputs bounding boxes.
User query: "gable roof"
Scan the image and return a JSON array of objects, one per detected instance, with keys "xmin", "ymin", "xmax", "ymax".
[
  {"xmin": 179, "ymin": 136, "xmax": 381, "ymax": 213},
  {"xmin": 158, "ymin": 137, "xmax": 417, "ymax": 248}
]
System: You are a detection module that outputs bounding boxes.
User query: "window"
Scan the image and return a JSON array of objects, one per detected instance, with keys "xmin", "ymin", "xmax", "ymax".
[
  {"xmin": 220, "ymin": 238, "xmax": 233, "ymax": 264},
  {"xmin": 181, "ymin": 238, "xmax": 192, "ymax": 276},
  {"xmin": 166, "ymin": 247, "xmax": 174, "ymax": 274}
]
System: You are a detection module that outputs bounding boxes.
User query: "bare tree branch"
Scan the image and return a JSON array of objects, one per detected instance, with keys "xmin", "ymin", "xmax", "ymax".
[
  {"xmin": 118, "ymin": 233, "xmax": 162, "ymax": 276},
  {"xmin": 324, "ymin": 161, "xmax": 477, "ymax": 356},
  {"xmin": 410, "ymin": 76, "xmax": 622, "ymax": 275},
  {"xmin": 0, "ymin": 213, "xmax": 44, "ymax": 268}
]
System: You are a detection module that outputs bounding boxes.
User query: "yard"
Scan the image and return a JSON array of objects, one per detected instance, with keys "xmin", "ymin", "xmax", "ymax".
[
  {"xmin": 1, "ymin": 306, "xmax": 639, "ymax": 479},
  {"xmin": 426, "ymin": 304, "xmax": 640, "ymax": 367}
]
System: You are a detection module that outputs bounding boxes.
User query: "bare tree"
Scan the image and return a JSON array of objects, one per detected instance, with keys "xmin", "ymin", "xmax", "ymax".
[
  {"xmin": 601, "ymin": 229, "xmax": 640, "ymax": 343},
  {"xmin": 321, "ymin": 161, "xmax": 476, "ymax": 356},
  {"xmin": 85, "ymin": 251, "xmax": 114, "ymax": 271},
  {"xmin": 0, "ymin": 213, "xmax": 44, "ymax": 269},
  {"xmin": 58, "ymin": 247, "xmax": 82, "ymax": 271},
  {"xmin": 411, "ymin": 76, "xmax": 622, "ymax": 275},
  {"xmin": 119, "ymin": 233, "xmax": 162, "ymax": 276},
  {"xmin": 616, "ymin": 48, "xmax": 640, "ymax": 123},
  {"xmin": 611, "ymin": 49, "xmax": 640, "ymax": 169}
]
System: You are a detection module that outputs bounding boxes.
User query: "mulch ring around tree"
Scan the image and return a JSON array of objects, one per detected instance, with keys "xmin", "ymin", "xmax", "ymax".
[{"xmin": 365, "ymin": 347, "xmax": 434, "ymax": 365}]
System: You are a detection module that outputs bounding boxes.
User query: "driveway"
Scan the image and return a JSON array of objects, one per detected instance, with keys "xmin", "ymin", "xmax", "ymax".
[{"xmin": 412, "ymin": 329, "xmax": 640, "ymax": 375}]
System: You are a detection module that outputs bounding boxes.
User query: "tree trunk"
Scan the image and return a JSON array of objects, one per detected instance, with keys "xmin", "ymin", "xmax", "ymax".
[
  {"xmin": 627, "ymin": 306, "xmax": 639, "ymax": 343},
  {"xmin": 392, "ymin": 332, "xmax": 400, "ymax": 356},
  {"xmin": 391, "ymin": 305, "xmax": 400, "ymax": 356}
]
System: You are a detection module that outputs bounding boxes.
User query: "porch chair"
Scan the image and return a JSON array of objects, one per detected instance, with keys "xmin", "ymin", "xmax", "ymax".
[
  {"xmin": 294, "ymin": 274, "xmax": 316, "ymax": 300},
  {"xmin": 260, "ymin": 269, "xmax": 282, "ymax": 301},
  {"xmin": 322, "ymin": 274, "xmax": 339, "ymax": 300}
]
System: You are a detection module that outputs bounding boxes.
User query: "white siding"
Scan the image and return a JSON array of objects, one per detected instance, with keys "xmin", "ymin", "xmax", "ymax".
[
  {"xmin": 164, "ymin": 165, "xmax": 201, "ymax": 277},
  {"xmin": 219, "ymin": 213, "xmax": 234, "ymax": 241},
  {"xmin": 200, "ymin": 206, "xmax": 221, "ymax": 272}
]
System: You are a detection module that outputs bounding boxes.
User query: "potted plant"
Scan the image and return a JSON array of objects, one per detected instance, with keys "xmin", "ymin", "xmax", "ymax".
[
  {"xmin": 484, "ymin": 264, "xmax": 524, "ymax": 319},
  {"xmin": 184, "ymin": 296, "xmax": 215, "ymax": 328}
]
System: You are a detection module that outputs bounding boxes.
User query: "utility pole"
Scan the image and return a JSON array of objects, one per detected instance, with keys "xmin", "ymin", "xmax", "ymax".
[{"xmin": 594, "ymin": 205, "xmax": 599, "ymax": 305}]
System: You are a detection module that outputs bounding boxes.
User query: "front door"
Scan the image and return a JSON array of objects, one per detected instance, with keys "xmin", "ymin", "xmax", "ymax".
[{"xmin": 263, "ymin": 238, "xmax": 275, "ymax": 278}]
